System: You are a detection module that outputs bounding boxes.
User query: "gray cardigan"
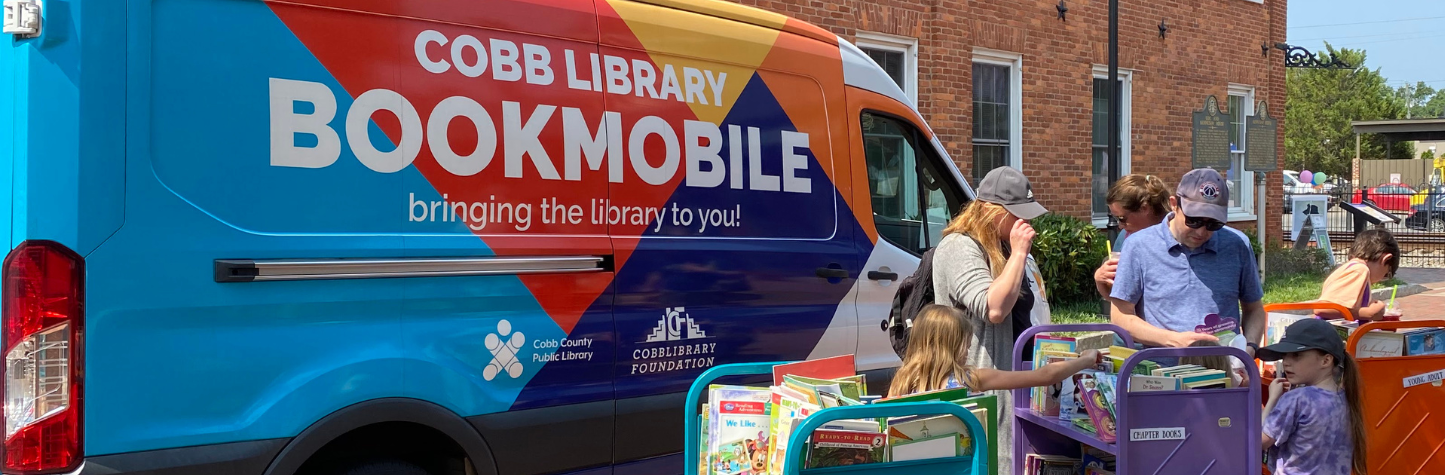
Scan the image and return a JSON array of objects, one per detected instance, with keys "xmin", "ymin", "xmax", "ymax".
[
  {"xmin": 931, "ymin": 232, "xmax": 1020, "ymax": 474},
  {"xmin": 932, "ymin": 233, "xmax": 1014, "ymax": 372}
]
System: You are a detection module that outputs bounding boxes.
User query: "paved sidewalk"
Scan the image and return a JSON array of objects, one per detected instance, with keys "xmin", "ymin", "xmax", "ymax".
[{"xmin": 1394, "ymin": 268, "xmax": 1445, "ymax": 321}]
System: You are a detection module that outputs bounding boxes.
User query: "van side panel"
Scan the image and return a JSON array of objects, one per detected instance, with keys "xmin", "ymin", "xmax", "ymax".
[
  {"xmin": 82, "ymin": 1, "xmax": 912, "ymax": 473},
  {"xmin": 3, "ymin": 0, "xmax": 125, "ymax": 253},
  {"xmin": 89, "ymin": 0, "xmax": 616, "ymax": 466}
]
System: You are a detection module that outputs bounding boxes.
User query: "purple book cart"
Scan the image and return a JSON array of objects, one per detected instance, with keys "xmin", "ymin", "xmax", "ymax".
[{"xmin": 1010, "ymin": 324, "xmax": 1262, "ymax": 474}]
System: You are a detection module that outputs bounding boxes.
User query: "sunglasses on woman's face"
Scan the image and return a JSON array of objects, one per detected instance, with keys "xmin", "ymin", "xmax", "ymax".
[{"xmin": 1183, "ymin": 215, "xmax": 1225, "ymax": 231}]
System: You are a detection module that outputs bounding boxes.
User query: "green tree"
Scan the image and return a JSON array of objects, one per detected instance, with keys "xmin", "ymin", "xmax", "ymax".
[
  {"xmin": 1421, "ymin": 90, "xmax": 1445, "ymax": 119},
  {"xmin": 1285, "ymin": 45, "xmax": 1414, "ymax": 175},
  {"xmin": 1424, "ymin": 149, "xmax": 1436, "ymax": 161}
]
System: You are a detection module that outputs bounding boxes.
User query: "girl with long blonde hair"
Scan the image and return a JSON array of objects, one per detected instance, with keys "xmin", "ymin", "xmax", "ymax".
[{"xmin": 889, "ymin": 305, "xmax": 1101, "ymax": 397}]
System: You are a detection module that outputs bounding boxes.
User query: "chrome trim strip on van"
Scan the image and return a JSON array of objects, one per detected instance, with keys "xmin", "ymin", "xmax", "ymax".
[{"xmin": 214, "ymin": 256, "xmax": 607, "ymax": 282}]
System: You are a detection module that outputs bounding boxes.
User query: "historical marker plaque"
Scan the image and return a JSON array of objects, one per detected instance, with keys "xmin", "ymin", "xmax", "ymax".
[
  {"xmin": 1192, "ymin": 96, "xmax": 1232, "ymax": 170},
  {"xmin": 1245, "ymin": 101, "xmax": 1278, "ymax": 172}
]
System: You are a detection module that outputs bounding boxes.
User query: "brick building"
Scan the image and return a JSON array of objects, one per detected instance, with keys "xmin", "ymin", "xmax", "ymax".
[{"xmin": 733, "ymin": 0, "xmax": 1288, "ymax": 238}]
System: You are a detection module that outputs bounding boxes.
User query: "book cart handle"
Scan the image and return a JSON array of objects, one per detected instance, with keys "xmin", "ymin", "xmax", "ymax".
[
  {"xmin": 1115, "ymin": 346, "xmax": 1262, "ymax": 475},
  {"xmin": 1347, "ymin": 319, "xmax": 1445, "ymax": 354},
  {"xmin": 781, "ymin": 402, "xmax": 989, "ymax": 475},
  {"xmin": 1263, "ymin": 301, "xmax": 1356, "ymax": 322},
  {"xmin": 685, "ymin": 361, "xmax": 793, "ymax": 475}
]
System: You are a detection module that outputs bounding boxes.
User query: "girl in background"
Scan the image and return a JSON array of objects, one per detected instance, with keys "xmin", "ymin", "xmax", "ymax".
[{"xmin": 888, "ymin": 305, "xmax": 1101, "ymax": 396}]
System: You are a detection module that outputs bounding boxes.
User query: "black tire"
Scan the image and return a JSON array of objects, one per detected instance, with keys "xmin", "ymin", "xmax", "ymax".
[
  {"xmin": 333, "ymin": 459, "xmax": 434, "ymax": 475},
  {"xmin": 1432, "ymin": 218, "xmax": 1445, "ymax": 233}
]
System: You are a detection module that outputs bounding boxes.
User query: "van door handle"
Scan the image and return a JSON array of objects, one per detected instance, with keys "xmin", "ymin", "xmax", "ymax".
[
  {"xmin": 867, "ymin": 271, "xmax": 899, "ymax": 281},
  {"xmin": 814, "ymin": 267, "xmax": 849, "ymax": 279}
]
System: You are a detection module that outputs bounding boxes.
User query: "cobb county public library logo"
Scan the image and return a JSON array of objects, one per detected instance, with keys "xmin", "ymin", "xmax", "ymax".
[
  {"xmin": 645, "ymin": 307, "xmax": 709, "ymax": 342},
  {"xmin": 484, "ymin": 319, "xmax": 525, "ymax": 381}
]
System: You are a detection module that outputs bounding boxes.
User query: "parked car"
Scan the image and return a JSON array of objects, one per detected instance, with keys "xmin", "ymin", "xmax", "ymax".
[
  {"xmin": 1352, "ymin": 184, "xmax": 1418, "ymax": 213},
  {"xmin": 1405, "ymin": 193, "xmax": 1445, "ymax": 232},
  {"xmin": 1410, "ymin": 184, "xmax": 1445, "ymax": 208}
]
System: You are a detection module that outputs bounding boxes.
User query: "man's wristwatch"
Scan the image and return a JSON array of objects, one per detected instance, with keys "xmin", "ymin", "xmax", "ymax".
[{"xmin": 1247, "ymin": 342, "xmax": 1260, "ymax": 353}]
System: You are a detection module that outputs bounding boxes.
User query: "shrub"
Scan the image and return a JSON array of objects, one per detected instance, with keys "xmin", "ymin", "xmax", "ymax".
[
  {"xmin": 1239, "ymin": 227, "xmax": 1264, "ymax": 258},
  {"xmin": 1029, "ymin": 213, "xmax": 1109, "ymax": 306},
  {"xmin": 1265, "ymin": 244, "xmax": 1333, "ymax": 277}
]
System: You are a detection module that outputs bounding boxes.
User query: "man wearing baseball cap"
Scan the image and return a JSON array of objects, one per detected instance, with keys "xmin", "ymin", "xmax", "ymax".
[{"xmin": 1107, "ymin": 168, "xmax": 1265, "ymax": 354}]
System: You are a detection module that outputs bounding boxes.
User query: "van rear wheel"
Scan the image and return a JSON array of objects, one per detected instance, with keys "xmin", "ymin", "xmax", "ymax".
[{"xmin": 334, "ymin": 459, "xmax": 434, "ymax": 475}]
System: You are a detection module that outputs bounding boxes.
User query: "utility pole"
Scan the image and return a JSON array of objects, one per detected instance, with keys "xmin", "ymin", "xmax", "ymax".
[
  {"xmin": 1107, "ymin": 0, "xmax": 1120, "ymax": 235},
  {"xmin": 1101, "ymin": 0, "xmax": 1120, "ymax": 317}
]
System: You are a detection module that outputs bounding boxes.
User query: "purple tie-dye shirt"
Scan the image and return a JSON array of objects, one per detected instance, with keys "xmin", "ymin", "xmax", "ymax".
[{"xmin": 1264, "ymin": 386, "xmax": 1353, "ymax": 475}]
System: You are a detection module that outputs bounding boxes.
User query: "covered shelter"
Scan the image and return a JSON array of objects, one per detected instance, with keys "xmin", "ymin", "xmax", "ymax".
[{"xmin": 1353, "ymin": 118, "xmax": 1445, "ymax": 159}]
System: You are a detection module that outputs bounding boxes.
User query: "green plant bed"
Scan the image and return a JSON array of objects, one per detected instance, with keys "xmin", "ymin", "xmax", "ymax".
[
  {"xmin": 1262, "ymin": 273, "xmax": 1407, "ymax": 305},
  {"xmin": 1050, "ymin": 300, "xmax": 1109, "ymax": 324}
]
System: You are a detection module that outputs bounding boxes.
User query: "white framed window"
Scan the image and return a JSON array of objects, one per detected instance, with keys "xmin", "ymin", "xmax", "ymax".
[
  {"xmin": 855, "ymin": 32, "xmax": 918, "ymax": 104},
  {"xmin": 971, "ymin": 48, "xmax": 1023, "ymax": 185},
  {"xmin": 1091, "ymin": 66, "xmax": 1133, "ymax": 226},
  {"xmin": 1227, "ymin": 84, "xmax": 1256, "ymax": 220}
]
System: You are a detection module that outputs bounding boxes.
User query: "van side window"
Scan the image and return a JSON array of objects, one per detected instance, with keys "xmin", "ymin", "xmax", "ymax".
[{"xmin": 861, "ymin": 112, "xmax": 966, "ymax": 255}]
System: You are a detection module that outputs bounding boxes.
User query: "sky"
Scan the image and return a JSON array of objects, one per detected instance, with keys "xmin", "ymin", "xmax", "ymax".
[{"xmin": 1288, "ymin": 0, "xmax": 1445, "ymax": 90}]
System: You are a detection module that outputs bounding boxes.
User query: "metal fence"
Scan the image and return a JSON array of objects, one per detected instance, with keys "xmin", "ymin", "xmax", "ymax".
[{"xmin": 1283, "ymin": 184, "xmax": 1445, "ymax": 267}]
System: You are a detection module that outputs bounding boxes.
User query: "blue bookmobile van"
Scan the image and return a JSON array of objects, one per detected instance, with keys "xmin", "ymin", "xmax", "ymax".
[{"xmin": 0, "ymin": 0, "xmax": 979, "ymax": 473}]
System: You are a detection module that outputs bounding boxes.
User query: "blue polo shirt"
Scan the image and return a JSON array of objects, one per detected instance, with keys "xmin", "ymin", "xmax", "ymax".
[{"xmin": 1110, "ymin": 213, "xmax": 1263, "ymax": 336}]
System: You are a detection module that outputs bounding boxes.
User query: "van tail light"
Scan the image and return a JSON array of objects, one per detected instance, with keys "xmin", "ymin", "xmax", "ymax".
[{"xmin": 2, "ymin": 241, "xmax": 84, "ymax": 475}]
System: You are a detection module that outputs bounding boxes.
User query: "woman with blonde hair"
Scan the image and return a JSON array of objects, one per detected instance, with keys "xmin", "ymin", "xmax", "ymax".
[{"xmin": 931, "ymin": 166, "xmax": 1046, "ymax": 474}]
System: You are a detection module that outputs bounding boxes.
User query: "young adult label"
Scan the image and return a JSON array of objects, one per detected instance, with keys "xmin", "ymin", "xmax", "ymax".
[
  {"xmin": 1403, "ymin": 368, "xmax": 1445, "ymax": 388},
  {"xmin": 1129, "ymin": 427, "xmax": 1186, "ymax": 442}
]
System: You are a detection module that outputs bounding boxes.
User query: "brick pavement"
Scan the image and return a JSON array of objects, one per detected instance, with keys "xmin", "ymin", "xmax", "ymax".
[{"xmin": 1395, "ymin": 268, "xmax": 1445, "ymax": 321}]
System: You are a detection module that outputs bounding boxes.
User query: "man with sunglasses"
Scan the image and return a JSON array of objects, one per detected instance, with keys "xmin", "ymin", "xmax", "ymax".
[{"xmin": 1108, "ymin": 168, "xmax": 1265, "ymax": 355}]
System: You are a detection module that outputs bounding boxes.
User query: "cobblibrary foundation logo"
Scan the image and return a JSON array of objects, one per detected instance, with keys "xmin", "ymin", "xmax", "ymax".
[
  {"xmin": 645, "ymin": 307, "xmax": 708, "ymax": 342},
  {"xmin": 484, "ymin": 319, "xmax": 525, "ymax": 381},
  {"xmin": 631, "ymin": 307, "xmax": 717, "ymax": 375}
]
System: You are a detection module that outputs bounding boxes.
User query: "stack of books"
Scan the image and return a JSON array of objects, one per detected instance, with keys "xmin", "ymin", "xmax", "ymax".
[
  {"xmin": 699, "ymin": 355, "xmax": 998, "ymax": 475},
  {"xmin": 1127, "ymin": 364, "xmax": 1230, "ymax": 391},
  {"xmin": 1103, "ymin": 345, "xmax": 1160, "ymax": 375},
  {"xmin": 1328, "ymin": 322, "xmax": 1445, "ymax": 358},
  {"xmin": 764, "ymin": 356, "xmax": 881, "ymax": 473},
  {"xmin": 1023, "ymin": 454, "xmax": 1080, "ymax": 475},
  {"xmin": 1031, "ymin": 333, "xmax": 1113, "ymax": 417}
]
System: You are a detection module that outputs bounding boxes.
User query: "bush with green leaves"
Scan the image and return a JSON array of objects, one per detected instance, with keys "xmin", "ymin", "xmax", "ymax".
[
  {"xmin": 1029, "ymin": 213, "xmax": 1109, "ymax": 306},
  {"xmin": 1265, "ymin": 244, "xmax": 1334, "ymax": 277}
]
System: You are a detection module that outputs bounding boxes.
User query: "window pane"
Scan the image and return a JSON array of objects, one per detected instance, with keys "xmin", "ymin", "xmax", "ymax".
[
  {"xmin": 1092, "ymin": 78, "xmax": 1124, "ymax": 217},
  {"xmin": 973, "ymin": 144, "xmax": 1008, "ymax": 185},
  {"xmin": 863, "ymin": 48, "xmax": 906, "ymax": 92},
  {"xmin": 862, "ymin": 112, "xmax": 964, "ymax": 254},
  {"xmin": 973, "ymin": 62, "xmax": 1012, "ymax": 182},
  {"xmin": 1229, "ymin": 95, "xmax": 1245, "ymax": 153},
  {"xmin": 1228, "ymin": 153, "xmax": 1244, "ymax": 209}
]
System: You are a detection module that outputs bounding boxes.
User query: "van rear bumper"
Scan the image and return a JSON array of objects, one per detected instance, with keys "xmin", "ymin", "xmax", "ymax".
[{"xmin": 79, "ymin": 439, "xmax": 288, "ymax": 475}]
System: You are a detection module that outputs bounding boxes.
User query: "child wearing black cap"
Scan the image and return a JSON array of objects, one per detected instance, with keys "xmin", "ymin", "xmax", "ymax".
[{"xmin": 1257, "ymin": 319, "xmax": 1367, "ymax": 475}]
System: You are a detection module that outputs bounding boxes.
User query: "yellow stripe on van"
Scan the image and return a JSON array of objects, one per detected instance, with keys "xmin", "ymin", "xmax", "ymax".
[
  {"xmin": 606, "ymin": 0, "xmax": 781, "ymax": 124},
  {"xmin": 627, "ymin": 0, "xmax": 789, "ymax": 31}
]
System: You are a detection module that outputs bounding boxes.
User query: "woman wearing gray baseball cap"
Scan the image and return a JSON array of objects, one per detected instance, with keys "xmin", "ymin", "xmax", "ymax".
[{"xmin": 931, "ymin": 166, "xmax": 1048, "ymax": 473}]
